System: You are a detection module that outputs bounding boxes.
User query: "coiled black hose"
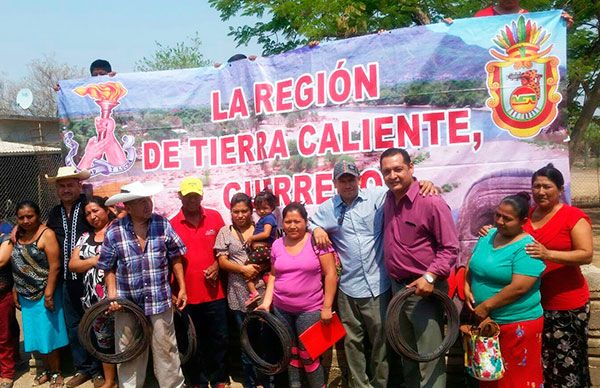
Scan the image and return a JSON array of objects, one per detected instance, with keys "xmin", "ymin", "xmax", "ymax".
[
  {"xmin": 385, "ymin": 287, "xmax": 459, "ymax": 362},
  {"xmin": 240, "ymin": 310, "xmax": 292, "ymax": 375},
  {"xmin": 78, "ymin": 298, "xmax": 152, "ymax": 364},
  {"xmin": 174, "ymin": 308, "xmax": 197, "ymax": 365}
]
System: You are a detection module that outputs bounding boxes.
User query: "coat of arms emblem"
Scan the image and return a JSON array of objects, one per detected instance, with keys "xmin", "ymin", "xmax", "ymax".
[{"xmin": 485, "ymin": 15, "xmax": 562, "ymax": 138}]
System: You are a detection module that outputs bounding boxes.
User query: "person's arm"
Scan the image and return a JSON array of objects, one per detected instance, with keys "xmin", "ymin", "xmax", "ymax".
[
  {"xmin": 471, "ymin": 274, "xmax": 538, "ymax": 322},
  {"xmin": 0, "ymin": 239, "xmax": 12, "ymax": 268},
  {"xmin": 68, "ymin": 245, "xmax": 98, "ymax": 273},
  {"xmin": 463, "ymin": 264, "xmax": 475, "ymax": 310},
  {"xmin": 319, "ymin": 252, "xmax": 337, "ymax": 323},
  {"xmin": 308, "ymin": 201, "xmax": 334, "ymax": 249},
  {"xmin": 40, "ymin": 229, "xmax": 60, "ymax": 311},
  {"xmin": 217, "ymin": 254, "xmax": 260, "ymax": 279},
  {"xmin": 171, "ymin": 256, "xmax": 187, "ymax": 310},
  {"xmin": 105, "ymin": 269, "xmax": 122, "ymax": 312},
  {"xmin": 246, "ymin": 224, "xmax": 273, "ymax": 245},
  {"xmin": 256, "ymin": 270, "xmax": 276, "ymax": 312},
  {"xmin": 525, "ymin": 218, "xmax": 593, "ymax": 266}
]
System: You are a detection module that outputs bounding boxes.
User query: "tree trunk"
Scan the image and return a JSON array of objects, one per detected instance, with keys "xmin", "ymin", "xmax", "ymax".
[{"xmin": 570, "ymin": 78, "xmax": 600, "ymax": 154}]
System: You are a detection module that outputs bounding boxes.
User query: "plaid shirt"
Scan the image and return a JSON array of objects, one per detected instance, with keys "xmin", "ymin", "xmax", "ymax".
[{"xmin": 98, "ymin": 214, "xmax": 187, "ymax": 316}]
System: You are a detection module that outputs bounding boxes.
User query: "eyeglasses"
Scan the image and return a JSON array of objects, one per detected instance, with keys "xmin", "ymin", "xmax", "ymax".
[{"xmin": 338, "ymin": 204, "xmax": 347, "ymax": 226}]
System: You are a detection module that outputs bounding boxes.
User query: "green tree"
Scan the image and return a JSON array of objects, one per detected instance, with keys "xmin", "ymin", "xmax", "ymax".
[
  {"xmin": 209, "ymin": 0, "xmax": 598, "ymax": 154},
  {"xmin": 135, "ymin": 33, "xmax": 211, "ymax": 72}
]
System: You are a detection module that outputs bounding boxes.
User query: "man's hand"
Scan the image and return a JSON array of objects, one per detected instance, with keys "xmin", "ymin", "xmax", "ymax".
[
  {"xmin": 418, "ymin": 180, "xmax": 439, "ymax": 196},
  {"xmin": 108, "ymin": 300, "xmax": 122, "ymax": 313},
  {"xmin": 204, "ymin": 261, "xmax": 219, "ymax": 283},
  {"xmin": 407, "ymin": 276, "xmax": 434, "ymax": 296},
  {"xmin": 562, "ymin": 11, "xmax": 574, "ymax": 28},
  {"xmin": 478, "ymin": 224, "xmax": 492, "ymax": 237},
  {"xmin": 525, "ymin": 241, "xmax": 550, "ymax": 261},
  {"xmin": 240, "ymin": 264, "xmax": 260, "ymax": 280},
  {"xmin": 313, "ymin": 227, "xmax": 332, "ymax": 250},
  {"xmin": 443, "ymin": 17, "xmax": 454, "ymax": 25},
  {"xmin": 175, "ymin": 288, "xmax": 187, "ymax": 311},
  {"xmin": 308, "ymin": 40, "xmax": 320, "ymax": 48}
]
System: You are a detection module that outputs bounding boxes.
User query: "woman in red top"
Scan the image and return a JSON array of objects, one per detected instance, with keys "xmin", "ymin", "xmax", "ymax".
[{"xmin": 523, "ymin": 164, "xmax": 593, "ymax": 387}]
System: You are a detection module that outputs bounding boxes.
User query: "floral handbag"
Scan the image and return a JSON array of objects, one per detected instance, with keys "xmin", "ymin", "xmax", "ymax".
[{"xmin": 462, "ymin": 320, "xmax": 505, "ymax": 381}]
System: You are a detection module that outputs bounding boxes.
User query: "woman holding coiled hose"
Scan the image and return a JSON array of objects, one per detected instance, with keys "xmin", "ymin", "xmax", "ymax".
[
  {"xmin": 69, "ymin": 196, "xmax": 116, "ymax": 388},
  {"xmin": 256, "ymin": 202, "xmax": 337, "ymax": 388}
]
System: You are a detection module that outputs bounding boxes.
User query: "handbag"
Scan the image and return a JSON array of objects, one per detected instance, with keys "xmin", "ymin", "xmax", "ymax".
[{"xmin": 462, "ymin": 320, "xmax": 505, "ymax": 381}]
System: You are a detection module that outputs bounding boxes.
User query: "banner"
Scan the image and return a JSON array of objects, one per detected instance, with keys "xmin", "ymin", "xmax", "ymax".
[{"xmin": 58, "ymin": 10, "xmax": 568, "ymax": 263}]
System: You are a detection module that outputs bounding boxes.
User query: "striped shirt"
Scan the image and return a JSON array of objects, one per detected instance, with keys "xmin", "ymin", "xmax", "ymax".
[{"xmin": 98, "ymin": 214, "xmax": 187, "ymax": 316}]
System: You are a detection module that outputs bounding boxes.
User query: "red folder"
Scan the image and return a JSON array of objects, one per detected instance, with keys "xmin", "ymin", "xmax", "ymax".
[{"xmin": 299, "ymin": 312, "xmax": 346, "ymax": 360}]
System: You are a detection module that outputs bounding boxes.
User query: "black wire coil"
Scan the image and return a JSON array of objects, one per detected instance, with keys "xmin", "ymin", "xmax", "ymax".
[
  {"xmin": 78, "ymin": 298, "xmax": 152, "ymax": 364},
  {"xmin": 240, "ymin": 310, "xmax": 292, "ymax": 375},
  {"xmin": 174, "ymin": 308, "xmax": 197, "ymax": 365},
  {"xmin": 385, "ymin": 287, "xmax": 460, "ymax": 362}
]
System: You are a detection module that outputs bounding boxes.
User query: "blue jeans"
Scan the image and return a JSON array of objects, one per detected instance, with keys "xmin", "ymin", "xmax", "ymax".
[
  {"xmin": 231, "ymin": 309, "xmax": 275, "ymax": 388},
  {"xmin": 62, "ymin": 282, "xmax": 100, "ymax": 376},
  {"xmin": 183, "ymin": 299, "xmax": 229, "ymax": 386}
]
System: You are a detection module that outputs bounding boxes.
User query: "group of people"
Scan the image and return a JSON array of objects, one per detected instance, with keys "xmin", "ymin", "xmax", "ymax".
[{"xmin": 0, "ymin": 146, "xmax": 591, "ymax": 388}]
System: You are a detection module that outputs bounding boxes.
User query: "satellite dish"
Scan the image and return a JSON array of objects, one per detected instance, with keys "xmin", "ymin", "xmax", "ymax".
[{"xmin": 16, "ymin": 88, "xmax": 33, "ymax": 110}]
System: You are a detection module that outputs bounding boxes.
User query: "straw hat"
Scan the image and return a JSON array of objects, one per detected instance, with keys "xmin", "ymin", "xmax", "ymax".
[
  {"xmin": 105, "ymin": 181, "xmax": 163, "ymax": 206},
  {"xmin": 45, "ymin": 166, "xmax": 91, "ymax": 183}
]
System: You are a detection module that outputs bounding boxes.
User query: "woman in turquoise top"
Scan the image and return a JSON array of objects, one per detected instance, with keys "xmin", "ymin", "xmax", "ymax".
[{"xmin": 465, "ymin": 192, "xmax": 545, "ymax": 387}]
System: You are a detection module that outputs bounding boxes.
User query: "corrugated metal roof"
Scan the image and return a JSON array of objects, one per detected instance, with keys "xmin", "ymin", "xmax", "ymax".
[
  {"xmin": 0, "ymin": 114, "xmax": 58, "ymax": 123},
  {"xmin": 0, "ymin": 140, "xmax": 61, "ymax": 156}
]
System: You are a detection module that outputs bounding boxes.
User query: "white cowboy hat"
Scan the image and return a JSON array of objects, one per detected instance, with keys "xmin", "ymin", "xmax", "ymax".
[
  {"xmin": 45, "ymin": 166, "xmax": 91, "ymax": 183},
  {"xmin": 105, "ymin": 181, "xmax": 164, "ymax": 206}
]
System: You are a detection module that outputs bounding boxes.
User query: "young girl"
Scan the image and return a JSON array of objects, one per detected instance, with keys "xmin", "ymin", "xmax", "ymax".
[{"xmin": 243, "ymin": 190, "xmax": 278, "ymax": 307}]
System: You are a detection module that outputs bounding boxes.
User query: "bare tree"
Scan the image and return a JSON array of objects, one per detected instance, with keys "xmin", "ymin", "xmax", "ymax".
[
  {"xmin": 24, "ymin": 54, "xmax": 85, "ymax": 117},
  {"xmin": 0, "ymin": 55, "xmax": 85, "ymax": 117}
]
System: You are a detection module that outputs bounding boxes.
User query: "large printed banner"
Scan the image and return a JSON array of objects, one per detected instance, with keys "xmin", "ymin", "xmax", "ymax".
[{"xmin": 58, "ymin": 10, "xmax": 568, "ymax": 262}]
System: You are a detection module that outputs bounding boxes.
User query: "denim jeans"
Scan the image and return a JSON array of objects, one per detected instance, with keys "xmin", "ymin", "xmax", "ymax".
[
  {"xmin": 62, "ymin": 282, "xmax": 100, "ymax": 376},
  {"xmin": 183, "ymin": 299, "xmax": 229, "ymax": 386},
  {"xmin": 231, "ymin": 309, "xmax": 275, "ymax": 388}
]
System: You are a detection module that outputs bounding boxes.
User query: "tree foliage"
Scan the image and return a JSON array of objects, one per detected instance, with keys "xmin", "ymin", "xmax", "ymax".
[
  {"xmin": 209, "ymin": 0, "xmax": 599, "ymax": 153},
  {"xmin": 134, "ymin": 33, "xmax": 211, "ymax": 72},
  {"xmin": 0, "ymin": 55, "xmax": 85, "ymax": 117}
]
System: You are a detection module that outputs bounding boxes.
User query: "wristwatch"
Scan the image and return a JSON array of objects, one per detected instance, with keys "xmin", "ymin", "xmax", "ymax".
[{"xmin": 423, "ymin": 273, "xmax": 435, "ymax": 284}]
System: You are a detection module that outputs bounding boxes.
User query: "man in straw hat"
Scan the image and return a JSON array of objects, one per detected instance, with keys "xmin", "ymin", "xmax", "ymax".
[
  {"xmin": 46, "ymin": 166, "xmax": 103, "ymax": 387},
  {"xmin": 98, "ymin": 181, "xmax": 187, "ymax": 388}
]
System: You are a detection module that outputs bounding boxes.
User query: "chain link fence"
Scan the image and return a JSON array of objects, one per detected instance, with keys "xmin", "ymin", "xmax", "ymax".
[
  {"xmin": 571, "ymin": 154, "xmax": 600, "ymax": 208},
  {"xmin": 0, "ymin": 148, "xmax": 63, "ymax": 224}
]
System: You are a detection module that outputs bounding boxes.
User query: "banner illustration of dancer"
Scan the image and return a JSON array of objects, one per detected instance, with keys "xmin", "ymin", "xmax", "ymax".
[{"xmin": 64, "ymin": 81, "xmax": 136, "ymax": 177}]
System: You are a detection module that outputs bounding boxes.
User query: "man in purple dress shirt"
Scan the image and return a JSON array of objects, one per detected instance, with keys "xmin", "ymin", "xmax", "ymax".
[{"xmin": 380, "ymin": 148, "xmax": 458, "ymax": 388}]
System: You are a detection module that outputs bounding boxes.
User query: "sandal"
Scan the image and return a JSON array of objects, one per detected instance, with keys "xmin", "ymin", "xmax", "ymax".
[
  {"xmin": 33, "ymin": 370, "xmax": 50, "ymax": 386},
  {"xmin": 49, "ymin": 372, "xmax": 64, "ymax": 388}
]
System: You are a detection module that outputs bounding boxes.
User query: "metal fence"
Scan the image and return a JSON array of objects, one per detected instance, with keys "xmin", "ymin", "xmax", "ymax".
[
  {"xmin": 571, "ymin": 156, "xmax": 600, "ymax": 208},
  {"xmin": 0, "ymin": 152, "xmax": 63, "ymax": 223}
]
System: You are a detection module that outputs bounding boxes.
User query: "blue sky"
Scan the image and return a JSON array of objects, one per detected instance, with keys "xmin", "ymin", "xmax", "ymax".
[{"xmin": 0, "ymin": 0, "xmax": 263, "ymax": 80}]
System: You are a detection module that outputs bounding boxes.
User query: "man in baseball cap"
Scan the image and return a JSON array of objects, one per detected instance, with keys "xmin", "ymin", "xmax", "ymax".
[
  {"xmin": 309, "ymin": 159, "xmax": 437, "ymax": 387},
  {"xmin": 169, "ymin": 177, "xmax": 228, "ymax": 387}
]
